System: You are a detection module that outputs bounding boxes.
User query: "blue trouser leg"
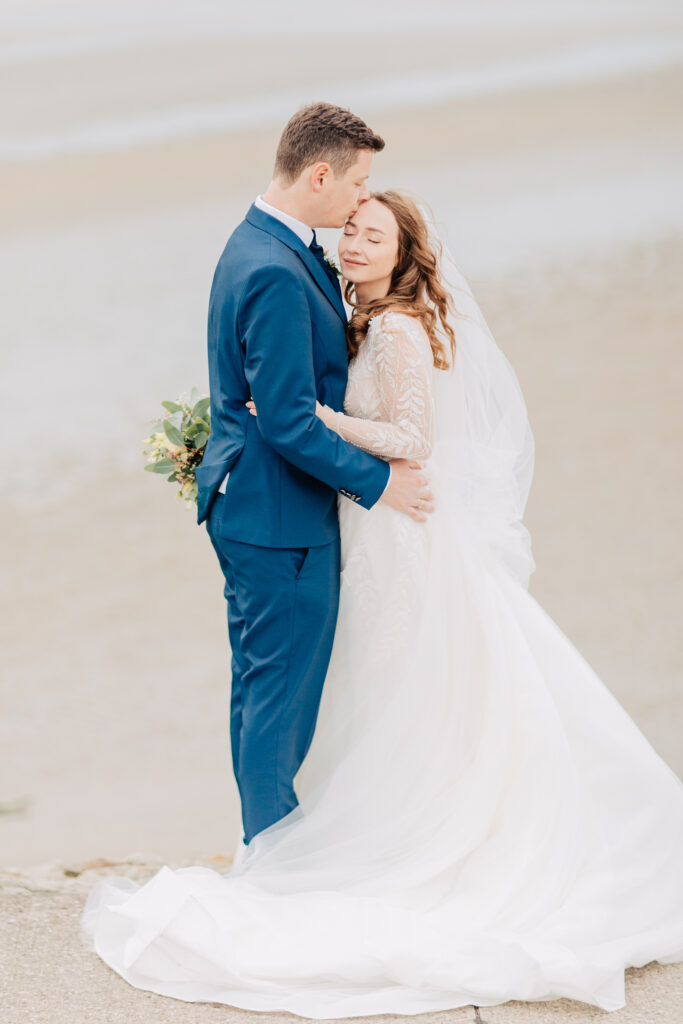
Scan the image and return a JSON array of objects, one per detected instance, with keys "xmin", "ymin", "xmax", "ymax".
[
  {"xmin": 208, "ymin": 544, "xmax": 246, "ymax": 794},
  {"xmin": 206, "ymin": 519, "xmax": 340, "ymax": 844}
]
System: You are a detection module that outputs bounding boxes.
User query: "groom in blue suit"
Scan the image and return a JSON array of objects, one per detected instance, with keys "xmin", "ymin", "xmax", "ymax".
[{"xmin": 197, "ymin": 103, "xmax": 432, "ymax": 845}]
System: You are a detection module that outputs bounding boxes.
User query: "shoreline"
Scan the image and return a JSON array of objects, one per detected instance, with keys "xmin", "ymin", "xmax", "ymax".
[{"xmin": 3, "ymin": 62, "xmax": 683, "ymax": 232}]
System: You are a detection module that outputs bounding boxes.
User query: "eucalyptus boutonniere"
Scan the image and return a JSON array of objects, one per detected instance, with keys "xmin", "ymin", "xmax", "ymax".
[{"xmin": 322, "ymin": 248, "xmax": 342, "ymax": 278}]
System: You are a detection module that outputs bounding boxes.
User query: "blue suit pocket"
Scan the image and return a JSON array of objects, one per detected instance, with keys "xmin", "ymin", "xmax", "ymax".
[{"xmin": 291, "ymin": 547, "xmax": 310, "ymax": 579}]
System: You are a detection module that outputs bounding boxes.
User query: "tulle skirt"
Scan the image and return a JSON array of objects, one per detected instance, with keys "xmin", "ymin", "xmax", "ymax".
[{"xmin": 80, "ymin": 465, "xmax": 683, "ymax": 1016}]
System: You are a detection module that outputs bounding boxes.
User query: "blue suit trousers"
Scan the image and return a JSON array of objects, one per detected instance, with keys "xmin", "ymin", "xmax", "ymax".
[{"xmin": 207, "ymin": 494, "xmax": 340, "ymax": 844}]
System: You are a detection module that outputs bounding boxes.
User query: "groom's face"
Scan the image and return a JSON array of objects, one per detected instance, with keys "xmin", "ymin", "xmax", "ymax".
[{"xmin": 316, "ymin": 149, "xmax": 373, "ymax": 228}]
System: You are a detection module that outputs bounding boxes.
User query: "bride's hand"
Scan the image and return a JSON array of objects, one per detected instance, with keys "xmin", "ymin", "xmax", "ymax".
[
  {"xmin": 246, "ymin": 399, "xmax": 257, "ymax": 416},
  {"xmin": 315, "ymin": 401, "xmax": 341, "ymax": 432}
]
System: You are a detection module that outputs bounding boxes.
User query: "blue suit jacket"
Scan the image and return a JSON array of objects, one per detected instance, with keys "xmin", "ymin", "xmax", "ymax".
[{"xmin": 196, "ymin": 204, "xmax": 391, "ymax": 547}]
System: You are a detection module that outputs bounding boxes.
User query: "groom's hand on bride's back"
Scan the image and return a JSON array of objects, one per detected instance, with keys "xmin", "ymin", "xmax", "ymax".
[{"xmin": 381, "ymin": 460, "xmax": 434, "ymax": 523}]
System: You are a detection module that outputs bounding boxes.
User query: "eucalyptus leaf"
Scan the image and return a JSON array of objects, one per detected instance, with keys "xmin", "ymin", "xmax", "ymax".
[
  {"xmin": 190, "ymin": 386, "xmax": 201, "ymax": 405},
  {"xmin": 163, "ymin": 420, "xmax": 184, "ymax": 446},
  {"xmin": 192, "ymin": 397, "xmax": 210, "ymax": 419},
  {"xmin": 193, "ymin": 432, "xmax": 209, "ymax": 448},
  {"xmin": 145, "ymin": 459, "xmax": 176, "ymax": 474},
  {"xmin": 161, "ymin": 400, "xmax": 182, "ymax": 413}
]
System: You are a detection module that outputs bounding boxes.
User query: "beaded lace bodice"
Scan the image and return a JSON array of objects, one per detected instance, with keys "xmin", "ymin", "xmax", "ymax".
[{"xmin": 334, "ymin": 311, "xmax": 435, "ymax": 461}]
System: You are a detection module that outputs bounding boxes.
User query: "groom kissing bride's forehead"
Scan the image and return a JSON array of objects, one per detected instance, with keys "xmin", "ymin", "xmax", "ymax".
[{"xmin": 195, "ymin": 101, "xmax": 433, "ymax": 847}]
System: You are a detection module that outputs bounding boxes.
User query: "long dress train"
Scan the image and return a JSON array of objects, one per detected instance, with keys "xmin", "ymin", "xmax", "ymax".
[{"xmin": 81, "ymin": 311, "xmax": 683, "ymax": 1017}]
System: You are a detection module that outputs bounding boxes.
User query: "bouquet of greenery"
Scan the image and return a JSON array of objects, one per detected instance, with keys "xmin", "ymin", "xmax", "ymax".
[{"xmin": 143, "ymin": 387, "xmax": 210, "ymax": 508}]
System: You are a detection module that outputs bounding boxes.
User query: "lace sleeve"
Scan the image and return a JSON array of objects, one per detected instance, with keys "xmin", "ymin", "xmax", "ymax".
[{"xmin": 323, "ymin": 312, "xmax": 435, "ymax": 460}]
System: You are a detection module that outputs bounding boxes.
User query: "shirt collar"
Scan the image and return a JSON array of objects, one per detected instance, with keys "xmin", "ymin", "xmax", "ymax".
[{"xmin": 254, "ymin": 195, "xmax": 314, "ymax": 248}]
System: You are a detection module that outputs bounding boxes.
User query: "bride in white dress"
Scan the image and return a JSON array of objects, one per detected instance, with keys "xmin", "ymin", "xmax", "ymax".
[{"xmin": 81, "ymin": 192, "xmax": 683, "ymax": 1017}]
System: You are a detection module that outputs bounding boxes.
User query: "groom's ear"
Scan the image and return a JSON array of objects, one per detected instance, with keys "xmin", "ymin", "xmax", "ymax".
[{"xmin": 309, "ymin": 162, "xmax": 332, "ymax": 193}]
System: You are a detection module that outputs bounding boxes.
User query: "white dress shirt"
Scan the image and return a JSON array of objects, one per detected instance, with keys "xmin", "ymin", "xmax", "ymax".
[
  {"xmin": 217, "ymin": 196, "xmax": 390, "ymax": 498},
  {"xmin": 253, "ymin": 194, "xmax": 314, "ymax": 246}
]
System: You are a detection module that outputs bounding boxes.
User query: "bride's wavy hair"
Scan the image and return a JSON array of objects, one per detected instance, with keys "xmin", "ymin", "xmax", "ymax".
[{"xmin": 344, "ymin": 191, "xmax": 457, "ymax": 369}]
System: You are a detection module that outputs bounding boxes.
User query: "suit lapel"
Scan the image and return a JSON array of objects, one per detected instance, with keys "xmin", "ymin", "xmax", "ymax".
[
  {"xmin": 295, "ymin": 245, "xmax": 347, "ymax": 324},
  {"xmin": 245, "ymin": 205, "xmax": 347, "ymax": 324}
]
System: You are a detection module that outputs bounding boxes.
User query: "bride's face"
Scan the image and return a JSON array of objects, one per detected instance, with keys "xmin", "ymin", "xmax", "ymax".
[{"xmin": 338, "ymin": 198, "xmax": 399, "ymax": 298}]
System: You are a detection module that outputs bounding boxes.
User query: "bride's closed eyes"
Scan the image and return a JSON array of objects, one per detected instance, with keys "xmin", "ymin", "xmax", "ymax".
[
  {"xmin": 344, "ymin": 233, "xmax": 380, "ymax": 243},
  {"xmin": 344, "ymin": 225, "xmax": 384, "ymax": 243}
]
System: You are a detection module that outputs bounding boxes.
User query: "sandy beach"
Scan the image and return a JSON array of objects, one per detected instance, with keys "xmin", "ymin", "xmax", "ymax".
[{"xmin": 2, "ymin": 1, "xmax": 683, "ymax": 1019}]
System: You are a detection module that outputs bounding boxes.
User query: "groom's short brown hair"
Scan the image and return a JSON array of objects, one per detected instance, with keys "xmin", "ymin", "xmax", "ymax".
[{"xmin": 274, "ymin": 102, "xmax": 385, "ymax": 184}]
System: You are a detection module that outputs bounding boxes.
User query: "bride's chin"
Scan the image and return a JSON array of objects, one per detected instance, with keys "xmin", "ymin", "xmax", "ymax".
[{"xmin": 342, "ymin": 270, "xmax": 370, "ymax": 287}]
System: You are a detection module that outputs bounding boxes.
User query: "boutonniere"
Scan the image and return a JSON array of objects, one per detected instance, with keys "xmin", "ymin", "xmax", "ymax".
[{"xmin": 322, "ymin": 248, "xmax": 342, "ymax": 278}]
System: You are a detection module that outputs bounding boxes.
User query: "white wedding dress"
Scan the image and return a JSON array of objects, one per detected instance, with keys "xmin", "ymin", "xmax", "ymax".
[{"xmin": 81, "ymin": 310, "xmax": 683, "ymax": 1017}]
